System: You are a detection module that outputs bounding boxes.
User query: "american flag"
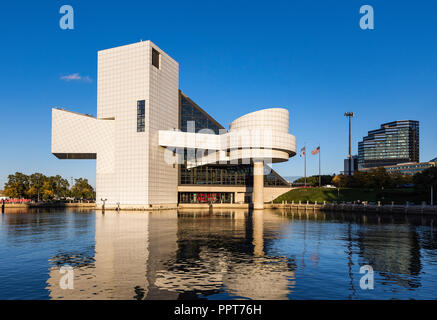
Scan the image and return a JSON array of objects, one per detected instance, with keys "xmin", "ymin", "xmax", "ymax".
[
  {"xmin": 300, "ymin": 147, "xmax": 306, "ymax": 157},
  {"xmin": 311, "ymin": 146, "xmax": 320, "ymax": 155}
]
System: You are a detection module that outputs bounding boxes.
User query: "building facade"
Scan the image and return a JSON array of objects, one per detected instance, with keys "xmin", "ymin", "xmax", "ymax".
[
  {"xmin": 360, "ymin": 160, "xmax": 436, "ymax": 176},
  {"xmin": 358, "ymin": 120, "xmax": 419, "ymax": 170},
  {"xmin": 342, "ymin": 155, "xmax": 358, "ymax": 176},
  {"xmin": 52, "ymin": 41, "xmax": 296, "ymax": 209}
]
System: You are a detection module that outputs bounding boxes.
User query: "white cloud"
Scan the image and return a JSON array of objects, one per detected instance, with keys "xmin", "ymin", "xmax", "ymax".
[
  {"xmin": 60, "ymin": 73, "xmax": 92, "ymax": 82},
  {"xmin": 82, "ymin": 76, "xmax": 92, "ymax": 83}
]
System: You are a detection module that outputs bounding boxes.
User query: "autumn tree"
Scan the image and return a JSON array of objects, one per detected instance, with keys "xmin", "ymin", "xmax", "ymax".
[
  {"xmin": 3, "ymin": 172, "xmax": 77, "ymax": 201},
  {"xmin": 332, "ymin": 174, "xmax": 349, "ymax": 188},
  {"xmin": 4, "ymin": 172, "xmax": 29, "ymax": 198},
  {"xmin": 48, "ymin": 175, "xmax": 70, "ymax": 198},
  {"xmin": 71, "ymin": 178, "xmax": 95, "ymax": 200},
  {"xmin": 28, "ymin": 173, "xmax": 47, "ymax": 201},
  {"xmin": 42, "ymin": 181, "xmax": 54, "ymax": 201}
]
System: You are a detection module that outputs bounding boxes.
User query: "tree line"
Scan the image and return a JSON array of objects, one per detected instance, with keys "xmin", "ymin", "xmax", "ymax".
[
  {"xmin": 3, "ymin": 172, "xmax": 95, "ymax": 201},
  {"xmin": 294, "ymin": 166, "xmax": 437, "ymax": 192},
  {"xmin": 293, "ymin": 175, "xmax": 334, "ymax": 186},
  {"xmin": 412, "ymin": 167, "xmax": 437, "ymax": 197},
  {"xmin": 332, "ymin": 166, "xmax": 437, "ymax": 194},
  {"xmin": 332, "ymin": 167, "xmax": 413, "ymax": 189}
]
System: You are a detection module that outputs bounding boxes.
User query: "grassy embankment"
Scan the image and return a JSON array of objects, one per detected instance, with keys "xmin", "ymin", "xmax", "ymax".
[{"xmin": 274, "ymin": 187, "xmax": 427, "ymax": 205}]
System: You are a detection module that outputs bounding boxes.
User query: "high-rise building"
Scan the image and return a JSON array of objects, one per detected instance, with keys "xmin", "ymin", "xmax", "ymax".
[
  {"xmin": 358, "ymin": 120, "xmax": 419, "ymax": 169},
  {"xmin": 51, "ymin": 41, "xmax": 297, "ymax": 209},
  {"xmin": 342, "ymin": 155, "xmax": 358, "ymax": 175}
]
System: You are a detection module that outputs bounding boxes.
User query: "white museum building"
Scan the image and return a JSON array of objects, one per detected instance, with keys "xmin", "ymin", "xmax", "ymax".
[{"xmin": 52, "ymin": 41, "xmax": 296, "ymax": 209}]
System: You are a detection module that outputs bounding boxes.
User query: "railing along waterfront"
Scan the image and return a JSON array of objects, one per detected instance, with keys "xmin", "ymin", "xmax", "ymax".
[{"xmin": 266, "ymin": 200, "xmax": 437, "ymax": 215}]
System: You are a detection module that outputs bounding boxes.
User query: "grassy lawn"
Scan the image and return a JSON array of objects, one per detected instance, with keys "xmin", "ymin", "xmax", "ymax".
[{"xmin": 273, "ymin": 187, "xmax": 427, "ymax": 205}]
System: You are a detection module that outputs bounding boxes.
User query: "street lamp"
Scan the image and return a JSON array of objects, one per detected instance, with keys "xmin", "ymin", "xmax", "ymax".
[{"xmin": 344, "ymin": 112, "xmax": 354, "ymax": 176}]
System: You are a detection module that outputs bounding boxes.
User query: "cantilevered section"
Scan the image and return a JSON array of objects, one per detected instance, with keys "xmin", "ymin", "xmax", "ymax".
[
  {"xmin": 51, "ymin": 108, "xmax": 115, "ymax": 173},
  {"xmin": 158, "ymin": 107, "xmax": 296, "ymax": 167},
  {"xmin": 159, "ymin": 107, "xmax": 297, "ymax": 209}
]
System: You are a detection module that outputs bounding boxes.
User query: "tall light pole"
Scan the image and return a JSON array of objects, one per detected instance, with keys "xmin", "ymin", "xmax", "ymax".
[{"xmin": 344, "ymin": 112, "xmax": 354, "ymax": 176}]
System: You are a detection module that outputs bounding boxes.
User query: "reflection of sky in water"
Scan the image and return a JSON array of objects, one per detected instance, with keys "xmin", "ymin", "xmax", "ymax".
[
  {"xmin": 0, "ymin": 209, "xmax": 436, "ymax": 300},
  {"xmin": 0, "ymin": 210, "xmax": 95, "ymax": 299}
]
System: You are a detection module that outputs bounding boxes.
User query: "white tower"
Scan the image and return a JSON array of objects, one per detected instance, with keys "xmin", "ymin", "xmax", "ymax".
[{"xmin": 52, "ymin": 41, "xmax": 179, "ymax": 208}]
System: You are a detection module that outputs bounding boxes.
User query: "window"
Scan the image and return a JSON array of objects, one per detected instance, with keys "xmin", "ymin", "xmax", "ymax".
[
  {"xmin": 152, "ymin": 48, "xmax": 160, "ymax": 69},
  {"xmin": 137, "ymin": 100, "xmax": 145, "ymax": 132}
]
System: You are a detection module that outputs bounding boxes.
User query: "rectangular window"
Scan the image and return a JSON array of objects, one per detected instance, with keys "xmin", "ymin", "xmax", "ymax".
[
  {"xmin": 152, "ymin": 48, "xmax": 160, "ymax": 69},
  {"xmin": 137, "ymin": 100, "xmax": 145, "ymax": 132}
]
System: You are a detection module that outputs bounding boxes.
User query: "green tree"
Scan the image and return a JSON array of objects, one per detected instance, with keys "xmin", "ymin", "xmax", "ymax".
[
  {"xmin": 294, "ymin": 175, "xmax": 333, "ymax": 187},
  {"xmin": 48, "ymin": 175, "xmax": 70, "ymax": 199},
  {"xmin": 369, "ymin": 168, "xmax": 391, "ymax": 189},
  {"xmin": 351, "ymin": 168, "xmax": 395, "ymax": 189},
  {"xmin": 413, "ymin": 167, "xmax": 437, "ymax": 188},
  {"xmin": 3, "ymin": 172, "xmax": 29, "ymax": 198},
  {"xmin": 390, "ymin": 172, "xmax": 412, "ymax": 186},
  {"xmin": 28, "ymin": 173, "xmax": 48, "ymax": 201},
  {"xmin": 413, "ymin": 167, "xmax": 437, "ymax": 203},
  {"xmin": 71, "ymin": 178, "xmax": 95, "ymax": 200},
  {"xmin": 4, "ymin": 172, "xmax": 91, "ymax": 202},
  {"xmin": 351, "ymin": 171, "xmax": 370, "ymax": 188}
]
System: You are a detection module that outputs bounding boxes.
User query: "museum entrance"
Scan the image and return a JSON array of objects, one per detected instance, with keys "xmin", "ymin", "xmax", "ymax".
[{"xmin": 178, "ymin": 192, "xmax": 234, "ymax": 204}]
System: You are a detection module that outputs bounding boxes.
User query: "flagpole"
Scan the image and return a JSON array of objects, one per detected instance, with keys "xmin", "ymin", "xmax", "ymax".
[
  {"xmin": 304, "ymin": 143, "xmax": 307, "ymax": 188},
  {"xmin": 319, "ymin": 147, "xmax": 321, "ymax": 187}
]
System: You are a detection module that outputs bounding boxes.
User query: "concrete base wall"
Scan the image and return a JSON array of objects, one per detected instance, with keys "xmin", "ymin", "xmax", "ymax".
[
  {"xmin": 96, "ymin": 203, "xmax": 178, "ymax": 211},
  {"xmin": 263, "ymin": 187, "xmax": 292, "ymax": 203}
]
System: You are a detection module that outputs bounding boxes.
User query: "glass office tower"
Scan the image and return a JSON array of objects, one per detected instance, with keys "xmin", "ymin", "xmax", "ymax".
[{"xmin": 358, "ymin": 120, "xmax": 419, "ymax": 169}]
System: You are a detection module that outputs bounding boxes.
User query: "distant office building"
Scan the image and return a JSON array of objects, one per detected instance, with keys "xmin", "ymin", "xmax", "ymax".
[
  {"xmin": 358, "ymin": 120, "xmax": 419, "ymax": 169},
  {"xmin": 360, "ymin": 160, "xmax": 436, "ymax": 176},
  {"xmin": 343, "ymin": 155, "xmax": 358, "ymax": 176}
]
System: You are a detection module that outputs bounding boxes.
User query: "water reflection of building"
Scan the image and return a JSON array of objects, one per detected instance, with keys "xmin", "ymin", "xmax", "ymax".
[
  {"xmin": 153, "ymin": 210, "xmax": 296, "ymax": 300},
  {"xmin": 46, "ymin": 210, "xmax": 296, "ymax": 300},
  {"xmin": 281, "ymin": 210, "xmax": 424, "ymax": 291},
  {"xmin": 47, "ymin": 212, "xmax": 151, "ymax": 299},
  {"xmin": 39, "ymin": 209, "xmax": 436, "ymax": 299},
  {"xmin": 356, "ymin": 225, "xmax": 422, "ymax": 288}
]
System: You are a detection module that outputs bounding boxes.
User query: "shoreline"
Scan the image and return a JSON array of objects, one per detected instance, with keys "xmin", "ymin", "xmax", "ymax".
[{"xmin": 2, "ymin": 202, "xmax": 436, "ymax": 215}]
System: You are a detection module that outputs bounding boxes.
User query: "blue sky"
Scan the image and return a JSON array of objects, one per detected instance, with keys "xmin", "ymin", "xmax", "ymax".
[{"xmin": 1, "ymin": 0, "xmax": 436, "ymax": 188}]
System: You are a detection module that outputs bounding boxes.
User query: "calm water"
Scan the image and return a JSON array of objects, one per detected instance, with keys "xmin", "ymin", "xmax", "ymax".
[{"xmin": 0, "ymin": 208, "xmax": 436, "ymax": 300}]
